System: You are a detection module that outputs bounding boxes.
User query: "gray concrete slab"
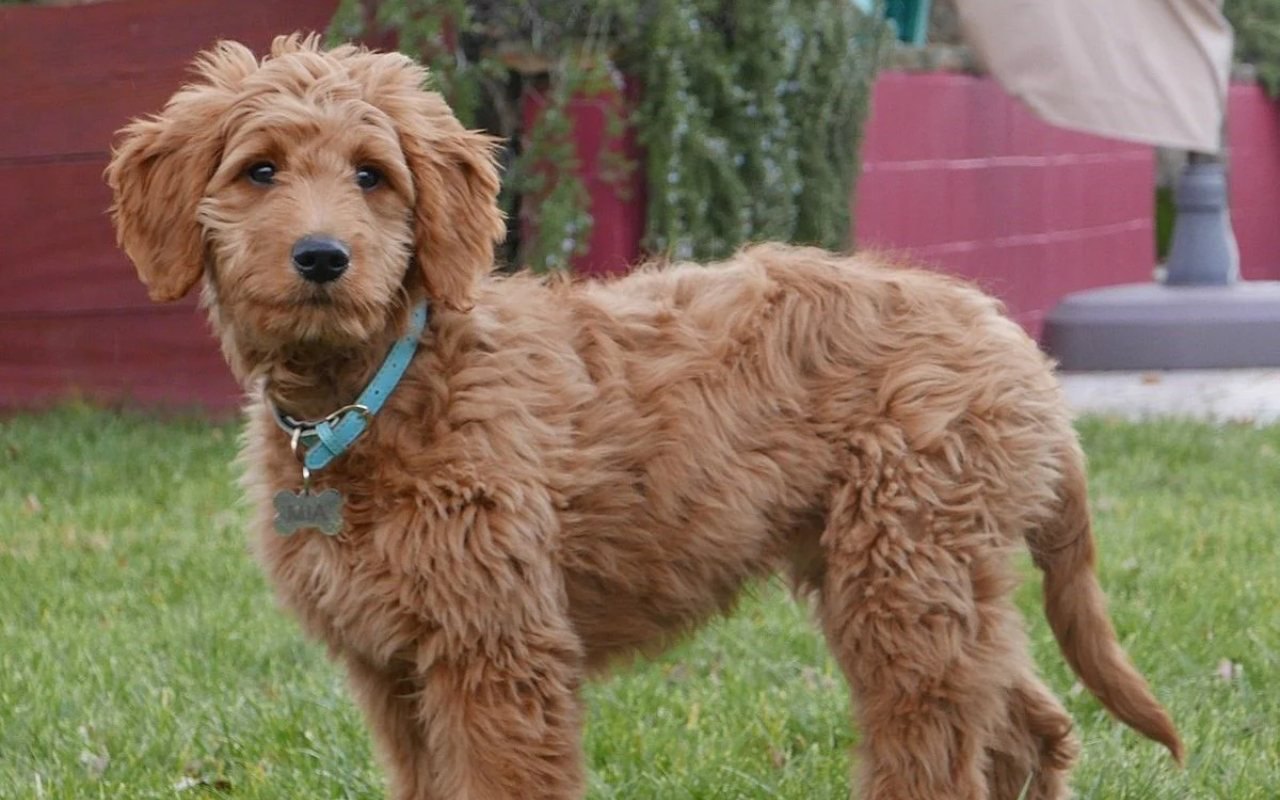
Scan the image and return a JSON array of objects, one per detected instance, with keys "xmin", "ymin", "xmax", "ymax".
[{"xmin": 1057, "ymin": 369, "xmax": 1280, "ymax": 424}]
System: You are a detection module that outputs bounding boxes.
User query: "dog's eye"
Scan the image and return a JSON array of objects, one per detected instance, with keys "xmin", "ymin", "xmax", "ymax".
[
  {"xmin": 246, "ymin": 162, "xmax": 276, "ymax": 186},
  {"xmin": 355, "ymin": 166, "xmax": 383, "ymax": 191}
]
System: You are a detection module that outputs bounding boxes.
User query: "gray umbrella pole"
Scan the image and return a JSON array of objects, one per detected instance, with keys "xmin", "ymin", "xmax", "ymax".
[{"xmin": 1163, "ymin": 152, "xmax": 1240, "ymax": 287}]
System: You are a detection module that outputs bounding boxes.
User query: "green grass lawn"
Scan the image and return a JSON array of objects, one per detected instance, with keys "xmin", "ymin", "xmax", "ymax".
[{"xmin": 2, "ymin": 406, "xmax": 1278, "ymax": 798}]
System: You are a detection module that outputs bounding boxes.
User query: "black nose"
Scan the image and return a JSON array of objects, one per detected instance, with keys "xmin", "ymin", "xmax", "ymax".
[{"xmin": 291, "ymin": 236, "xmax": 350, "ymax": 283}]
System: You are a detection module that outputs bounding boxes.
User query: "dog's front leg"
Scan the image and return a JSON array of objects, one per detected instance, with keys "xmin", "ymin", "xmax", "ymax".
[
  {"xmin": 344, "ymin": 653, "xmax": 439, "ymax": 800},
  {"xmin": 347, "ymin": 640, "xmax": 584, "ymax": 800},
  {"xmin": 389, "ymin": 501, "xmax": 587, "ymax": 800},
  {"xmin": 413, "ymin": 640, "xmax": 586, "ymax": 800}
]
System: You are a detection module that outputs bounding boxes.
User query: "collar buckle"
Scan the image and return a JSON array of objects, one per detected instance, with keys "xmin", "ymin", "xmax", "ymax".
[{"xmin": 323, "ymin": 403, "xmax": 372, "ymax": 427}]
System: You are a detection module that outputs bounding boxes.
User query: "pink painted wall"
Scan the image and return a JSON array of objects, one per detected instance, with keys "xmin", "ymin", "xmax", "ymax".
[
  {"xmin": 1228, "ymin": 83, "xmax": 1280, "ymax": 281},
  {"xmin": 853, "ymin": 72, "xmax": 1156, "ymax": 339}
]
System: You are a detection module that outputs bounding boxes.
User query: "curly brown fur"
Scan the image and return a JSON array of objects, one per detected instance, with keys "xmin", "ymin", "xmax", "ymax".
[{"xmin": 106, "ymin": 34, "xmax": 1181, "ymax": 800}]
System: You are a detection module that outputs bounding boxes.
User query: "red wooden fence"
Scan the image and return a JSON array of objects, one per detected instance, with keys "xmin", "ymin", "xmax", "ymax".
[
  {"xmin": 2, "ymin": 1, "xmax": 1279, "ymax": 412},
  {"xmin": 0, "ymin": 0, "xmax": 336, "ymax": 413}
]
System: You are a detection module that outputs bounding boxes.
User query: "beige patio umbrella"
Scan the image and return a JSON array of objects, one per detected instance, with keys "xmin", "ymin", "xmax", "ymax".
[
  {"xmin": 989, "ymin": 1, "xmax": 1280, "ymax": 371},
  {"xmin": 955, "ymin": 0, "xmax": 1233, "ymax": 153}
]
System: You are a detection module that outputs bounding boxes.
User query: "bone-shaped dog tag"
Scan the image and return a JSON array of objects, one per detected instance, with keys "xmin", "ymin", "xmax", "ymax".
[{"xmin": 273, "ymin": 488, "xmax": 344, "ymax": 536}]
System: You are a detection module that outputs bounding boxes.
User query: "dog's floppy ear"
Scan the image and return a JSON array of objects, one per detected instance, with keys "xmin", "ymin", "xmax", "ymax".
[
  {"xmin": 105, "ymin": 42, "xmax": 257, "ymax": 302},
  {"xmin": 357, "ymin": 53, "xmax": 506, "ymax": 312}
]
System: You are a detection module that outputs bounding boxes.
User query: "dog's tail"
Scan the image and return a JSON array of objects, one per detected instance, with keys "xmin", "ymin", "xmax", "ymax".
[{"xmin": 1029, "ymin": 446, "xmax": 1184, "ymax": 763}]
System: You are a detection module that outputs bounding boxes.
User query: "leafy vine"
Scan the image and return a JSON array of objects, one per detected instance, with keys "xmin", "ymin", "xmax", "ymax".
[
  {"xmin": 329, "ymin": 1, "xmax": 885, "ymax": 272},
  {"xmin": 1225, "ymin": 0, "xmax": 1280, "ymax": 98}
]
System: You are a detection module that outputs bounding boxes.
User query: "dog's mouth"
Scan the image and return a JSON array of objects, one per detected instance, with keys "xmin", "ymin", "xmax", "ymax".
[
  {"xmin": 223, "ymin": 268, "xmax": 394, "ymax": 346},
  {"xmin": 287, "ymin": 273, "xmax": 359, "ymax": 309},
  {"xmin": 258, "ymin": 282, "xmax": 391, "ymax": 345},
  {"xmin": 298, "ymin": 286, "xmax": 339, "ymax": 307}
]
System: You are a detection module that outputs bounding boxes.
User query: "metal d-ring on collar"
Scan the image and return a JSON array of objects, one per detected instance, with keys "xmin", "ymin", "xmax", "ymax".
[{"xmin": 271, "ymin": 302, "xmax": 430, "ymax": 472}]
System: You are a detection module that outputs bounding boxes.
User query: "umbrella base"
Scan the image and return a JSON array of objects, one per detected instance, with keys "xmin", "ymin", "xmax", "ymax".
[{"xmin": 1043, "ymin": 282, "xmax": 1280, "ymax": 370}]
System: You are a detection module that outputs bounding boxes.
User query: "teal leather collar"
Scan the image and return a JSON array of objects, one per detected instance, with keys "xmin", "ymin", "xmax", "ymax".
[{"xmin": 272, "ymin": 302, "xmax": 429, "ymax": 472}]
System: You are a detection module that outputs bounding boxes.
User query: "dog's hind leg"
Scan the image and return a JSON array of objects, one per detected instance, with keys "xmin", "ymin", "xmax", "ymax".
[
  {"xmin": 816, "ymin": 467, "xmax": 1029, "ymax": 800},
  {"xmin": 984, "ymin": 667, "xmax": 1078, "ymax": 800}
]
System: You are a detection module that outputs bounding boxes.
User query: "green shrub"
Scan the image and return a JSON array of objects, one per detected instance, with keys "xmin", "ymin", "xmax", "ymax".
[
  {"xmin": 1226, "ymin": 0, "xmax": 1280, "ymax": 97},
  {"xmin": 330, "ymin": 1, "xmax": 885, "ymax": 271}
]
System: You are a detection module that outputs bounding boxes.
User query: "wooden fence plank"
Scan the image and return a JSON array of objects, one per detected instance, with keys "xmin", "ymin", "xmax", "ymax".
[
  {"xmin": 0, "ymin": 159, "xmax": 145, "ymax": 315},
  {"xmin": 0, "ymin": 0, "xmax": 337, "ymax": 160},
  {"xmin": 0, "ymin": 0, "xmax": 336, "ymax": 412},
  {"xmin": 0, "ymin": 307, "xmax": 239, "ymax": 412}
]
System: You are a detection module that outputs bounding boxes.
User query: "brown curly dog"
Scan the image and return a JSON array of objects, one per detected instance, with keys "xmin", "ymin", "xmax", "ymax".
[{"xmin": 106, "ymin": 34, "xmax": 1180, "ymax": 800}]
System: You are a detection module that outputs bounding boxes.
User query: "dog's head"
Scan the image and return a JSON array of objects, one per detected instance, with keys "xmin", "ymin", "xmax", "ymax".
[{"xmin": 106, "ymin": 34, "xmax": 504, "ymax": 348}]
